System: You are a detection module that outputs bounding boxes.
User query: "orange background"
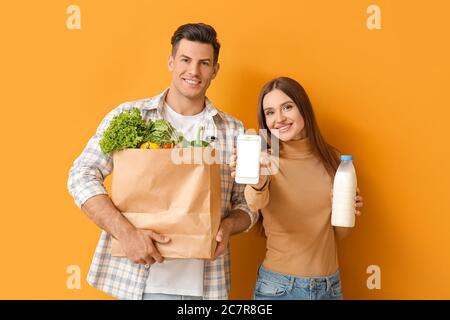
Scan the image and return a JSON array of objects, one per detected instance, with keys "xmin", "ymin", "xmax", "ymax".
[{"xmin": 0, "ymin": 0, "xmax": 449, "ymax": 299}]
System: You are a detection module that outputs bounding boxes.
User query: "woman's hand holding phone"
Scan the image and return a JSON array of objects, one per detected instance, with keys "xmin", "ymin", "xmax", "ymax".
[{"xmin": 229, "ymin": 147, "xmax": 271, "ymax": 189}]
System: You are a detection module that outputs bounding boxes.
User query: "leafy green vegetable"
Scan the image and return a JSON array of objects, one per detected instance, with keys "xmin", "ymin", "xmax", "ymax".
[
  {"xmin": 145, "ymin": 119, "xmax": 181, "ymax": 146},
  {"xmin": 99, "ymin": 107, "xmax": 210, "ymax": 154},
  {"xmin": 99, "ymin": 108, "xmax": 150, "ymax": 154},
  {"xmin": 190, "ymin": 140, "xmax": 210, "ymax": 147},
  {"xmin": 191, "ymin": 125, "xmax": 210, "ymax": 147}
]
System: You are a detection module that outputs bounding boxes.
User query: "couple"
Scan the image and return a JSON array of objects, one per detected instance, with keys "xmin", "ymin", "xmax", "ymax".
[{"xmin": 68, "ymin": 23, "xmax": 363, "ymax": 300}]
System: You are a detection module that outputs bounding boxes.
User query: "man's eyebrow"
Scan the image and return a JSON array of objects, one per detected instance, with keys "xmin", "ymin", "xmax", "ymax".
[{"xmin": 179, "ymin": 55, "xmax": 211, "ymax": 62}]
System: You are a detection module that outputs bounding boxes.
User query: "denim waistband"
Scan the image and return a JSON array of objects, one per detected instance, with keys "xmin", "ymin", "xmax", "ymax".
[{"xmin": 258, "ymin": 265, "xmax": 341, "ymax": 289}]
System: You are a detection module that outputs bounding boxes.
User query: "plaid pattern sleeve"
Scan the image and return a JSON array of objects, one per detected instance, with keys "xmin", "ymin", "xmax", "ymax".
[
  {"xmin": 67, "ymin": 102, "xmax": 135, "ymax": 208},
  {"xmin": 68, "ymin": 90, "xmax": 254, "ymax": 300},
  {"xmin": 231, "ymin": 179, "xmax": 260, "ymax": 232}
]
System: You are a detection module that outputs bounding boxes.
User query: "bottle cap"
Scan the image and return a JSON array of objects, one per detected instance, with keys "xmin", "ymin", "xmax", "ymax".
[{"xmin": 341, "ymin": 155, "xmax": 353, "ymax": 161}]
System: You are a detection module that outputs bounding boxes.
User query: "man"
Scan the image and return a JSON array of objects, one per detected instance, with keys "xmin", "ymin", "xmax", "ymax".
[{"xmin": 68, "ymin": 23, "xmax": 257, "ymax": 300}]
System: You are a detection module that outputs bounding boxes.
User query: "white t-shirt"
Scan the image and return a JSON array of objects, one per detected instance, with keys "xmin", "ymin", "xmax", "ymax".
[{"xmin": 144, "ymin": 102, "xmax": 207, "ymax": 296}]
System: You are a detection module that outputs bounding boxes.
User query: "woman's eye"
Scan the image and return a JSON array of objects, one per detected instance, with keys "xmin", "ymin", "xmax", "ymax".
[
  {"xmin": 283, "ymin": 105, "xmax": 293, "ymax": 111},
  {"xmin": 265, "ymin": 111, "xmax": 274, "ymax": 116},
  {"xmin": 202, "ymin": 62, "xmax": 210, "ymax": 66}
]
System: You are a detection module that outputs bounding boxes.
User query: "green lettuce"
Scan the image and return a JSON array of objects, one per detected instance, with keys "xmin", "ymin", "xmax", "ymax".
[
  {"xmin": 99, "ymin": 108, "xmax": 150, "ymax": 154},
  {"xmin": 145, "ymin": 119, "xmax": 181, "ymax": 146},
  {"xmin": 99, "ymin": 107, "xmax": 210, "ymax": 154}
]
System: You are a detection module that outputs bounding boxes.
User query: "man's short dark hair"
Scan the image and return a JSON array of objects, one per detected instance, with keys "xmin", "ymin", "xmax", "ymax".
[{"xmin": 171, "ymin": 23, "xmax": 221, "ymax": 64}]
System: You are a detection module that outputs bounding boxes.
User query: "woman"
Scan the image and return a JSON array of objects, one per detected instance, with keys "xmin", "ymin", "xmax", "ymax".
[{"xmin": 230, "ymin": 77, "xmax": 363, "ymax": 300}]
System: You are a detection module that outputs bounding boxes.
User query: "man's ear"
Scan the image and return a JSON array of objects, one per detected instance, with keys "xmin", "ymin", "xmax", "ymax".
[
  {"xmin": 168, "ymin": 55, "xmax": 174, "ymax": 72},
  {"xmin": 211, "ymin": 62, "xmax": 220, "ymax": 79}
]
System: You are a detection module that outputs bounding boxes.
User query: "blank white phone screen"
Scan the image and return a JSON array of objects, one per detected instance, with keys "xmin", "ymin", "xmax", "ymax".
[{"xmin": 237, "ymin": 139, "xmax": 260, "ymax": 178}]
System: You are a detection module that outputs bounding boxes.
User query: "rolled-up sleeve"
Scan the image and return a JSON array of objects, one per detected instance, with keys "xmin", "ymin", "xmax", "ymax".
[
  {"xmin": 67, "ymin": 103, "xmax": 131, "ymax": 208},
  {"xmin": 230, "ymin": 179, "xmax": 259, "ymax": 232}
]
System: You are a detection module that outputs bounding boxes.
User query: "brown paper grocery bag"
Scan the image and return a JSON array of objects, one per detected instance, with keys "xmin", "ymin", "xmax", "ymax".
[{"xmin": 110, "ymin": 147, "xmax": 222, "ymax": 259}]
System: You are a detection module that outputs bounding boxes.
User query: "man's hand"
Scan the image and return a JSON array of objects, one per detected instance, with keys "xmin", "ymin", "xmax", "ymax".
[
  {"xmin": 80, "ymin": 195, "xmax": 171, "ymax": 266},
  {"xmin": 213, "ymin": 221, "xmax": 233, "ymax": 259},
  {"xmin": 118, "ymin": 229, "xmax": 171, "ymax": 266}
]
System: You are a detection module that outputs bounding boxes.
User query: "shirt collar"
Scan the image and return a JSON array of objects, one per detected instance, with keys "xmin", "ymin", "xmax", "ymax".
[{"xmin": 142, "ymin": 88, "xmax": 220, "ymax": 119}]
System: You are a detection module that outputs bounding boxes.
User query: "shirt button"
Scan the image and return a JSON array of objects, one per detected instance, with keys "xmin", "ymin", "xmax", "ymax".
[{"xmin": 144, "ymin": 264, "xmax": 150, "ymax": 269}]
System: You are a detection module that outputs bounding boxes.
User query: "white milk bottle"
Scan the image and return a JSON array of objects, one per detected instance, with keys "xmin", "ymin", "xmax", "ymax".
[{"xmin": 331, "ymin": 155, "xmax": 357, "ymax": 227}]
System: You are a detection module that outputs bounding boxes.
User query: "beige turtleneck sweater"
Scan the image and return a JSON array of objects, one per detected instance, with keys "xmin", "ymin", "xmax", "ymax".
[{"xmin": 244, "ymin": 137, "xmax": 339, "ymax": 277}]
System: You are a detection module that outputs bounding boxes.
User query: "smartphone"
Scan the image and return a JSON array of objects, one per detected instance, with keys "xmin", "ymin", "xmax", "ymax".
[{"xmin": 235, "ymin": 134, "xmax": 261, "ymax": 185}]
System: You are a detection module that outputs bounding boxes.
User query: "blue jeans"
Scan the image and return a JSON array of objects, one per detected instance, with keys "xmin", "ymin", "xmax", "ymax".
[
  {"xmin": 253, "ymin": 265, "xmax": 343, "ymax": 300},
  {"xmin": 142, "ymin": 293, "xmax": 203, "ymax": 300}
]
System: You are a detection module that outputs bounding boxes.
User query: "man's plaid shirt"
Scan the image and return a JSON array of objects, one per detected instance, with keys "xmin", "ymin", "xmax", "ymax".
[{"xmin": 68, "ymin": 89, "xmax": 258, "ymax": 300}]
